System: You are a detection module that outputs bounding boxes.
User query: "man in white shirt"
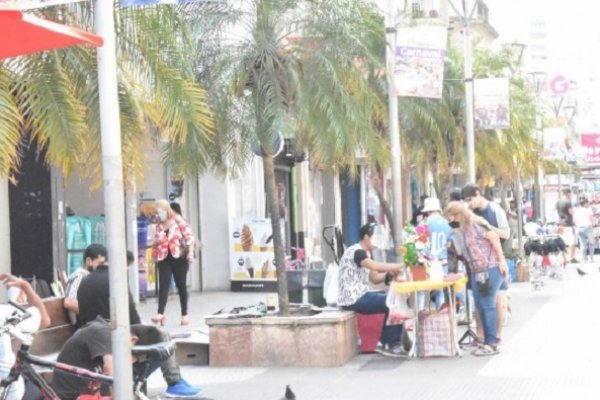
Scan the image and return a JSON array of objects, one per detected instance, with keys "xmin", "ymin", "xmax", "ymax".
[{"xmin": 573, "ymin": 198, "xmax": 596, "ymax": 263}]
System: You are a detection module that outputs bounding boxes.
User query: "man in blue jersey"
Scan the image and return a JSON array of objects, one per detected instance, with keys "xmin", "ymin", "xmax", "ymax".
[{"xmin": 422, "ymin": 197, "xmax": 453, "ymax": 310}]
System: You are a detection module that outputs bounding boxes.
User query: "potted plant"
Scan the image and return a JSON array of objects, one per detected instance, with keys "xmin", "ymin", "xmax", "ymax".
[{"xmin": 399, "ymin": 224, "xmax": 430, "ymax": 281}]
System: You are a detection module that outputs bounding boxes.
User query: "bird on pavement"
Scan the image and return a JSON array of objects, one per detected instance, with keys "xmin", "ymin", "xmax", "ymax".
[
  {"xmin": 576, "ymin": 268, "xmax": 588, "ymax": 277},
  {"xmin": 282, "ymin": 385, "xmax": 296, "ymax": 400}
]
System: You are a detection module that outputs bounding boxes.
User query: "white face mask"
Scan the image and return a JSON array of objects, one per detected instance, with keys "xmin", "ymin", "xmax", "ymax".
[{"xmin": 157, "ymin": 209, "xmax": 168, "ymax": 221}]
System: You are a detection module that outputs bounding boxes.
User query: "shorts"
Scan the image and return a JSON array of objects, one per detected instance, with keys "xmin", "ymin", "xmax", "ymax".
[{"xmin": 499, "ymin": 278, "xmax": 508, "ymax": 291}]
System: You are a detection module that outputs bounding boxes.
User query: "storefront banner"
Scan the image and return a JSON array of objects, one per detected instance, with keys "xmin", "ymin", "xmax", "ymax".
[
  {"xmin": 230, "ymin": 218, "xmax": 276, "ymax": 283},
  {"xmin": 0, "ymin": 0, "xmax": 84, "ymax": 9},
  {"xmin": 474, "ymin": 78, "xmax": 510, "ymax": 130},
  {"xmin": 580, "ymin": 133, "xmax": 600, "ymax": 165},
  {"xmin": 394, "ymin": 24, "xmax": 447, "ymax": 99},
  {"xmin": 121, "ymin": 0, "xmax": 216, "ymax": 5}
]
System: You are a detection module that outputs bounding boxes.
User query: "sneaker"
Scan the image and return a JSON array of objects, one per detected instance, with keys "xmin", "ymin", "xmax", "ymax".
[
  {"xmin": 165, "ymin": 379, "xmax": 202, "ymax": 398},
  {"xmin": 472, "ymin": 344, "xmax": 499, "ymax": 357},
  {"xmin": 374, "ymin": 343, "xmax": 408, "ymax": 358},
  {"xmin": 570, "ymin": 258, "xmax": 580, "ymax": 264}
]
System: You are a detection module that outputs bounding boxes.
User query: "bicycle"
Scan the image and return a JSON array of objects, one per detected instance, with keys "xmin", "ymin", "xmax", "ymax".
[{"xmin": 0, "ymin": 301, "xmax": 174, "ymax": 400}]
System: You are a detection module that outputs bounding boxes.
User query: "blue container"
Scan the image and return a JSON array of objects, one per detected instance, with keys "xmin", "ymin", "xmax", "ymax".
[
  {"xmin": 507, "ymin": 259, "xmax": 517, "ymax": 282},
  {"xmin": 137, "ymin": 216, "xmax": 149, "ymax": 248},
  {"xmin": 138, "ymin": 269, "xmax": 147, "ymax": 301}
]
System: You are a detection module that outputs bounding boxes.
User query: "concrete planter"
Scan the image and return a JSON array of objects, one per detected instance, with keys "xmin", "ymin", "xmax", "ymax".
[{"xmin": 205, "ymin": 311, "xmax": 357, "ymax": 367}]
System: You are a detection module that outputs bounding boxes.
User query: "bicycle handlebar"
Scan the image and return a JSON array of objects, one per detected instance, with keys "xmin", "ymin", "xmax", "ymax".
[{"xmin": 0, "ymin": 302, "xmax": 33, "ymax": 344}]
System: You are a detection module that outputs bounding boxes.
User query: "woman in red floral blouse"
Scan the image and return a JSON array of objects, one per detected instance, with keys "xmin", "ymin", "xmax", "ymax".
[{"xmin": 152, "ymin": 199, "xmax": 195, "ymax": 326}]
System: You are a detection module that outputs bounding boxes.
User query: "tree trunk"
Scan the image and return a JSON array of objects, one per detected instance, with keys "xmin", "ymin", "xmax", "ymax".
[
  {"xmin": 262, "ymin": 152, "xmax": 290, "ymax": 316},
  {"xmin": 499, "ymin": 178, "xmax": 507, "ymax": 209},
  {"xmin": 373, "ymin": 183, "xmax": 395, "ymax": 243}
]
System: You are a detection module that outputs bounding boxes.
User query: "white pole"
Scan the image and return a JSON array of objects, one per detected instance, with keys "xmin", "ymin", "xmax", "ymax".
[
  {"xmin": 462, "ymin": 0, "xmax": 476, "ymax": 183},
  {"xmin": 93, "ymin": 1, "xmax": 134, "ymax": 399},
  {"xmin": 126, "ymin": 180, "xmax": 140, "ymax": 304},
  {"xmin": 385, "ymin": 0, "xmax": 403, "ymax": 256}
]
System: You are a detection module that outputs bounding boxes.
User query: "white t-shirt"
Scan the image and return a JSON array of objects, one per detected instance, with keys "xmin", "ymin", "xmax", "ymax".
[
  {"xmin": 0, "ymin": 305, "xmax": 41, "ymax": 399},
  {"xmin": 573, "ymin": 207, "xmax": 594, "ymax": 228}
]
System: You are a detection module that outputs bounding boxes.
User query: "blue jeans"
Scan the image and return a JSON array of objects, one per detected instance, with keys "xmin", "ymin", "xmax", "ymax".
[
  {"xmin": 344, "ymin": 291, "xmax": 403, "ymax": 346},
  {"xmin": 471, "ymin": 266, "xmax": 503, "ymax": 345},
  {"xmin": 579, "ymin": 226, "xmax": 595, "ymax": 262}
]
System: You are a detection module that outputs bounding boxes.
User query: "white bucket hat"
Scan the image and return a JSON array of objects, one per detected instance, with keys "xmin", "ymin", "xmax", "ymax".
[{"xmin": 421, "ymin": 197, "xmax": 442, "ymax": 213}]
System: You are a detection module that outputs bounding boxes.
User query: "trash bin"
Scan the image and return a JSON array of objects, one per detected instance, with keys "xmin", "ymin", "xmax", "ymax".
[
  {"xmin": 286, "ymin": 270, "xmax": 327, "ymax": 306},
  {"xmin": 307, "ymin": 269, "xmax": 326, "ymax": 307},
  {"xmin": 286, "ymin": 270, "xmax": 303, "ymax": 303}
]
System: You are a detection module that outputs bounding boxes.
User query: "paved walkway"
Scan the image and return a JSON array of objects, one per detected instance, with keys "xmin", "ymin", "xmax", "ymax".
[{"xmin": 140, "ymin": 264, "xmax": 600, "ymax": 400}]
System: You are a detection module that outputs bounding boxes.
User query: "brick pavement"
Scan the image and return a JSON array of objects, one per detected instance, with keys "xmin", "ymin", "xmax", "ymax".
[{"xmin": 141, "ymin": 265, "xmax": 600, "ymax": 400}]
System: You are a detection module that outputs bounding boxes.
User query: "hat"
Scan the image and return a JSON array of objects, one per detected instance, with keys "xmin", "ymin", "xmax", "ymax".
[{"xmin": 421, "ymin": 197, "xmax": 442, "ymax": 213}]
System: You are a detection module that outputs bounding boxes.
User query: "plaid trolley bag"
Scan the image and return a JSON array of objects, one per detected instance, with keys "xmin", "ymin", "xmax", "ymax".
[{"xmin": 417, "ymin": 309, "xmax": 458, "ymax": 357}]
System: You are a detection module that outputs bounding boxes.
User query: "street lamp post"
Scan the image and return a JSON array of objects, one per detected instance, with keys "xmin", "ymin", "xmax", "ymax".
[
  {"xmin": 385, "ymin": 0, "xmax": 403, "ymax": 256},
  {"xmin": 448, "ymin": 0, "xmax": 477, "ymax": 183},
  {"xmin": 528, "ymin": 71, "xmax": 547, "ymax": 222},
  {"xmin": 563, "ymin": 102, "xmax": 578, "ymax": 191},
  {"xmin": 93, "ymin": 1, "xmax": 134, "ymax": 399}
]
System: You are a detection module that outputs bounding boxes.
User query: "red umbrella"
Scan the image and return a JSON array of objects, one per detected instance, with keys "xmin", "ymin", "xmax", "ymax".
[{"xmin": 0, "ymin": 10, "xmax": 103, "ymax": 60}]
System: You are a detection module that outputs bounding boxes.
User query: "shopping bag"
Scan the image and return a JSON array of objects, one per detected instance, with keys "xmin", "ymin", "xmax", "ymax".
[
  {"xmin": 417, "ymin": 309, "xmax": 457, "ymax": 357},
  {"xmin": 323, "ymin": 263, "xmax": 339, "ymax": 306},
  {"xmin": 385, "ymin": 287, "xmax": 413, "ymax": 325}
]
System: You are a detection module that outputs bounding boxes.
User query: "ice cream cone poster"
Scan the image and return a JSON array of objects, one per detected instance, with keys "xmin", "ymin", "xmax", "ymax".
[{"xmin": 231, "ymin": 218, "xmax": 276, "ymax": 281}]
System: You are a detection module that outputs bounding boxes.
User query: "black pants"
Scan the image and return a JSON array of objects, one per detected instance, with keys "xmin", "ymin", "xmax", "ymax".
[{"xmin": 157, "ymin": 253, "xmax": 189, "ymax": 316}]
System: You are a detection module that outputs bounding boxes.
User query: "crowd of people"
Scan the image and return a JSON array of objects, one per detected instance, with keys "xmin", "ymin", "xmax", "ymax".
[
  {"xmin": 0, "ymin": 199, "xmax": 201, "ymax": 399},
  {"xmin": 339, "ymin": 183, "xmax": 514, "ymax": 358}
]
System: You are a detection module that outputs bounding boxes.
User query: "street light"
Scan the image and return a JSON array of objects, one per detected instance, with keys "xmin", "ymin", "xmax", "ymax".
[
  {"xmin": 504, "ymin": 41, "xmax": 526, "ymax": 259},
  {"xmin": 562, "ymin": 101, "xmax": 578, "ymax": 190},
  {"xmin": 528, "ymin": 71, "xmax": 547, "ymax": 222}
]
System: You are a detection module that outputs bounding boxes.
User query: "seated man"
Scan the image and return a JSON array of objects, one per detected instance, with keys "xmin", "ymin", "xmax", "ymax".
[
  {"xmin": 337, "ymin": 223, "xmax": 409, "ymax": 357},
  {"xmin": 0, "ymin": 274, "xmax": 51, "ymax": 400},
  {"xmin": 64, "ymin": 243, "xmax": 107, "ymax": 325},
  {"xmin": 76, "ymin": 256, "xmax": 200, "ymax": 398},
  {"xmin": 52, "ymin": 316, "xmax": 172, "ymax": 400}
]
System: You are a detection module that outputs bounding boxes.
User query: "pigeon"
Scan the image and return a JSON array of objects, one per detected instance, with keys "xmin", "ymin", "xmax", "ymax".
[
  {"xmin": 283, "ymin": 385, "xmax": 296, "ymax": 400},
  {"xmin": 576, "ymin": 268, "xmax": 588, "ymax": 277}
]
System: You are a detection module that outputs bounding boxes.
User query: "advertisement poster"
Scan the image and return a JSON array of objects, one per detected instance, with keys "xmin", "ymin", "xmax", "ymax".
[
  {"xmin": 230, "ymin": 218, "xmax": 277, "ymax": 291},
  {"xmin": 0, "ymin": 0, "xmax": 83, "ymax": 9},
  {"xmin": 474, "ymin": 78, "xmax": 510, "ymax": 130},
  {"xmin": 394, "ymin": 23, "xmax": 447, "ymax": 99},
  {"xmin": 580, "ymin": 133, "xmax": 600, "ymax": 165}
]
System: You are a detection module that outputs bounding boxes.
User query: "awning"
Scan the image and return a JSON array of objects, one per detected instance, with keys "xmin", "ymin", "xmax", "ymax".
[{"xmin": 0, "ymin": 10, "xmax": 103, "ymax": 60}]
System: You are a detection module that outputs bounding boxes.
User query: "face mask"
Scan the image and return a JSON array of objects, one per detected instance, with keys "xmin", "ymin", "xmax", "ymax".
[
  {"xmin": 449, "ymin": 221, "xmax": 460, "ymax": 229},
  {"xmin": 157, "ymin": 210, "xmax": 168, "ymax": 221}
]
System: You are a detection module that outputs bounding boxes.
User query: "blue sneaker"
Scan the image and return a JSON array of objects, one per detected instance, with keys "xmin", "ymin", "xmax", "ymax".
[{"xmin": 165, "ymin": 379, "xmax": 202, "ymax": 398}]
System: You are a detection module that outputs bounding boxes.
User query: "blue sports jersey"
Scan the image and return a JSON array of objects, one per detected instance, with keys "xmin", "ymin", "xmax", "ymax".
[{"xmin": 427, "ymin": 214, "xmax": 453, "ymax": 260}]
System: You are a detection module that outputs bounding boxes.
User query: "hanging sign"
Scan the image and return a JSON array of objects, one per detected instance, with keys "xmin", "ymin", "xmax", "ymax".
[
  {"xmin": 0, "ymin": 0, "xmax": 84, "ymax": 9},
  {"xmin": 394, "ymin": 23, "xmax": 447, "ymax": 99},
  {"xmin": 581, "ymin": 133, "xmax": 600, "ymax": 166},
  {"xmin": 121, "ymin": 0, "xmax": 216, "ymax": 5},
  {"xmin": 474, "ymin": 78, "xmax": 510, "ymax": 130}
]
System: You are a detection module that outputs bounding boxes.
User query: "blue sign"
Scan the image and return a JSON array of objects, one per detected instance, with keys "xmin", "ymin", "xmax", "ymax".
[{"xmin": 121, "ymin": 0, "xmax": 214, "ymax": 5}]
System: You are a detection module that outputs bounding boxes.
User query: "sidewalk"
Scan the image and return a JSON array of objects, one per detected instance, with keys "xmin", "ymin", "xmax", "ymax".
[{"xmin": 142, "ymin": 265, "xmax": 600, "ymax": 400}]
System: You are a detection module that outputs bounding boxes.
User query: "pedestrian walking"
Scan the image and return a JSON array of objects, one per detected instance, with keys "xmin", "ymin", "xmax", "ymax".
[
  {"xmin": 152, "ymin": 199, "xmax": 195, "ymax": 326},
  {"xmin": 556, "ymin": 188, "xmax": 578, "ymax": 263},
  {"xmin": 573, "ymin": 197, "xmax": 596, "ymax": 263}
]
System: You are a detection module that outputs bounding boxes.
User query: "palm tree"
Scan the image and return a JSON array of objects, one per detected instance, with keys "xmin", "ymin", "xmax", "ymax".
[
  {"xmin": 196, "ymin": 0, "xmax": 389, "ymax": 315},
  {"xmin": 0, "ymin": 1, "xmax": 219, "ymax": 182}
]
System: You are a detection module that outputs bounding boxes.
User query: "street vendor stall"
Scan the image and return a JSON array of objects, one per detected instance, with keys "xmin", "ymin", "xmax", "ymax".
[{"xmin": 389, "ymin": 275, "xmax": 467, "ymax": 358}]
